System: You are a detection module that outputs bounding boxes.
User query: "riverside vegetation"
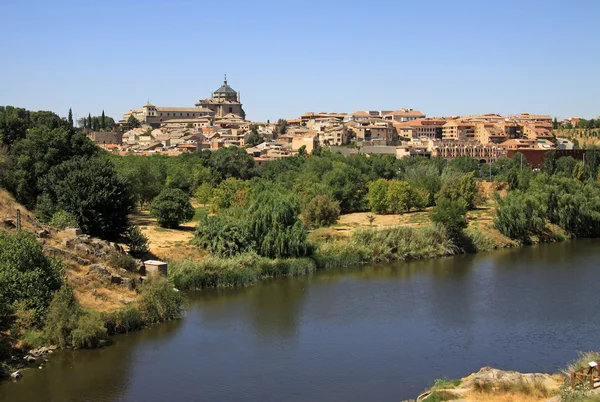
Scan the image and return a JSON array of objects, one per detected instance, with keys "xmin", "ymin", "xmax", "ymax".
[{"xmin": 3, "ymin": 105, "xmax": 600, "ymax": 375}]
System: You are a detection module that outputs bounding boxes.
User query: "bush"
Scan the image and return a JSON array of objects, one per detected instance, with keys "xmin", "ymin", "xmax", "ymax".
[
  {"xmin": 104, "ymin": 308, "xmax": 144, "ymax": 335},
  {"xmin": 0, "ymin": 231, "xmax": 63, "ymax": 327},
  {"xmin": 429, "ymin": 197, "xmax": 468, "ymax": 240},
  {"xmin": 194, "ymin": 215, "xmax": 254, "ymax": 257},
  {"xmin": 109, "ymin": 252, "xmax": 138, "ymax": 272},
  {"xmin": 42, "ymin": 285, "xmax": 79, "ymax": 348},
  {"xmin": 302, "ymin": 194, "xmax": 341, "ymax": 228},
  {"xmin": 70, "ymin": 313, "xmax": 107, "ymax": 349},
  {"xmin": 150, "ymin": 188, "xmax": 195, "ymax": 228},
  {"xmin": 125, "ymin": 225, "xmax": 149, "ymax": 257},
  {"xmin": 137, "ymin": 277, "xmax": 185, "ymax": 324},
  {"xmin": 437, "ymin": 170, "xmax": 479, "ymax": 209},
  {"xmin": 494, "ymin": 191, "xmax": 546, "ymax": 243},
  {"xmin": 49, "ymin": 210, "xmax": 79, "ymax": 229}
]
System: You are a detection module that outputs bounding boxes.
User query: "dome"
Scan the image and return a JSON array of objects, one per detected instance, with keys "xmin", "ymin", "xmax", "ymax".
[{"xmin": 214, "ymin": 75, "xmax": 237, "ymax": 94}]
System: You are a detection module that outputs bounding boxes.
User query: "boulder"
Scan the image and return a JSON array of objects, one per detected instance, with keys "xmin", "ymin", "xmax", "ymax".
[
  {"xmin": 24, "ymin": 355, "xmax": 36, "ymax": 363},
  {"xmin": 111, "ymin": 275, "xmax": 123, "ymax": 285},
  {"xmin": 88, "ymin": 264, "xmax": 111, "ymax": 278},
  {"xmin": 75, "ymin": 243, "xmax": 92, "ymax": 255},
  {"xmin": 121, "ymin": 277, "xmax": 136, "ymax": 290},
  {"xmin": 36, "ymin": 229, "xmax": 50, "ymax": 238},
  {"xmin": 10, "ymin": 371, "xmax": 22, "ymax": 381},
  {"xmin": 43, "ymin": 245, "xmax": 92, "ymax": 265}
]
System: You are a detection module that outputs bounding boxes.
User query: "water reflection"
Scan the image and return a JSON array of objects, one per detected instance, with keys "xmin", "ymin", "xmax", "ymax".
[{"xmin": 3, "ymin": 240, "xmax": 600, "ymax": 402}]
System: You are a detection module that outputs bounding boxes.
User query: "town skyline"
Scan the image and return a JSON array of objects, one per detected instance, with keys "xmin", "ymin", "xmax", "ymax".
[{"xmin": 1, "ymin": 0, "xmax": 599, "ymax": 123}]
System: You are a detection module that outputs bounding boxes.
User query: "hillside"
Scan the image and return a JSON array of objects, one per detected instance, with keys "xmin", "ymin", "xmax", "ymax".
[{"xmin": 0, "ymin": 188, "xmax": 138, "ymax": 313}]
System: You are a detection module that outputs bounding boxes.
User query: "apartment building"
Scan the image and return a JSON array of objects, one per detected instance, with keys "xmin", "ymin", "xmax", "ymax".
[{"xmin": 442, "ymin": 119, "xmax": 475, "ymax": 140}]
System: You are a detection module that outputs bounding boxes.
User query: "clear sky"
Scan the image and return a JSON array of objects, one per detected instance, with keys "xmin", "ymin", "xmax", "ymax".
[{"xmin": 0, "ymin": 0, "xmax": 598, "ymax": 123}]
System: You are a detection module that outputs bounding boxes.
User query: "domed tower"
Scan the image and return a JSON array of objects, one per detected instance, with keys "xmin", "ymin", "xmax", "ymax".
[
  {"xmin": 196, "ymin": 75, "xmax": 246, "ymax": 120},
  {"xmin": 213, "ymin": 75, "xmax": 239, "ymax": 102}
]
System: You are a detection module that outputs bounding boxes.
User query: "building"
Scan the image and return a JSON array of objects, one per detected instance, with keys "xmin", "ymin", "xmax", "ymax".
[
  {"xmin": 349, "ymin": 120, "xmax": 397, "ymax": 145},
  {"xmin": 442, "ymin": 119, "xmax": 475, "ymax": 140},
  {"xmin": 382, "ymin": 108, "xmax": 426, "ymax": 122},
  {"xmin": 195, "ymin": 76, "xmax": 246, "ymax": 120},
  {"xmin": 122, "ymin": 76, "xmax": 245, "ymax": 127},
  {"xmin": 292, "ymin": 133, "xmax": 319, "ymax": 154},
  {"xmin": 87, "ymin": 131, "xmax": 123, "ymax": 146},
  {"xmin": 431, "ymin": 140, "xmax": 504, "ymax": 162},
  {"xmin": 396, "ymin": 118, "xmax": 445, "ymax": 139}
]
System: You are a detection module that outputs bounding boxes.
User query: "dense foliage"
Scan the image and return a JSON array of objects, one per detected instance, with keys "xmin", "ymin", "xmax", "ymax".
[
  {"xmin": 302, "ymin": 194, "xmax": 341, "ymax": 228},
  {"xmin": 150, "ymin": 188, "xmax": 195, "ymax": 228},
  {"xmin": 0, "ymin": 231, "xmax": 63, "ymax": 329}
]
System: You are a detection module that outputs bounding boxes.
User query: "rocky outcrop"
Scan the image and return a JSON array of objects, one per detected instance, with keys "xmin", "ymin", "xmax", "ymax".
[
  {"xmin": 63, "ymin": 234, "xmax": 122, "ymax": 260},
  {"xmin": 88, "ymin": 264, "xmax": 111, "ymax": 278},
  {"xmin": 43, "ymin": 244, "xmax": 92, "ymax": 265}
]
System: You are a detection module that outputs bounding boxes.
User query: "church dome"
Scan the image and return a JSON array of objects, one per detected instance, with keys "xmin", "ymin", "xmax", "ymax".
[{"xmin": 215, "ymin": 75, "xmax": 237, "ymax": 94}]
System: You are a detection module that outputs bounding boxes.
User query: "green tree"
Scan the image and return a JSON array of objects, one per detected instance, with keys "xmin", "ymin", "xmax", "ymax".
[
  {"xmin": 276, "ymin": 119, "xmax": 287, "ymax": 134},
  {"xmin": 246, "ymin": 130, "xmax": 264, "ymax": 147},
  {"xmin": 68, "ymin": 108, "xmax": 73, "ymax": 127},
  {"xmin": 87, "ymin": 113, "xmax": 92, "ymax": 129},
  {"xmin": 125, "ymin": 225, "xmax": 149, "ymax": 257},
  {"xmin": 209, "ymin": 178, "xmax": 247, "ymax": 212},
  {"xmin": 36, "ymin": 157, "xmax": 134, "ymax": 239},
  {"xmin": 302, "ymin": 194, "xmax": 341, "ymax": 228},
  {"xmin": 209, "ymin": 146, "xmax": 255, "ymax": 181},
  {"xmin": 6, "ymin": 125, "xmax": 98, "ymax": 208},
  {"xmin": 437, "ymin": 170, "xmax": 479, "ymax": 209},
  {"xmin": 322, "ymin": 162, "xmax": 367, "ymax": 213},
  {"xmin": 494, "ymin": 191, "xmax": 546, "ymax": 243},
  {"xmin": 368, "ymin": 178, "xmax": 390, "ymax": 213},
  {"xmin": 429, "ymin": 197, "xmax": 468, "ymax": 240},
  {"xmin": 127, "ymin": 115, "xmax": 140, "ymax": 129},
  {"xmin": 386, "ymin": 180, "xmax": 413, "ymax": 214},
  {"xmin": 194, "ymin": 182, "xmax": 213, "ymax": 207},
  {"xmin": 0, "ymin": 231, "xmax": 63, "ymax": 328},
  {"xmin": 101, "ymin": 110, "xmax": 106, "ymax": 130},
  {"xmin": 150, "ymin": 188, "xmax": 195, "ymax": 228},
  {"xmin": 247, "ymin": 190, "xmax": 309, "ymax": 258}
]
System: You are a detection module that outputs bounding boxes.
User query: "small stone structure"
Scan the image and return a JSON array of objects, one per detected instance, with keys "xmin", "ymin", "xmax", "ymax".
[{"xmin": 144, "ymin": 260, "xmax": 168, "ymax": 277}]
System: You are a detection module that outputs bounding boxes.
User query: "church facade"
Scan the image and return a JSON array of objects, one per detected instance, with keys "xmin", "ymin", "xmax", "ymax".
[{"xmin": 123, "ymin": 77, "xmax": 246, "ymax": 127}]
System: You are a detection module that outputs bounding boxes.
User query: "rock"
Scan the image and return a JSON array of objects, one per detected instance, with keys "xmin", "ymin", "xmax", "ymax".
[
  {"xmin": 43, "ymin": 245, "xmax": 91, "ymax": 265},
  {"xmin": 24, "ymin": 355, "xmax": 36, "ymax": 363},
  {"xmin": 111, "ymin": 275, "xmax": 123, "ymax": 285},
  {"xmin": 36, "ymin": 229, "xmax": 50, "ymax": 238},
  {"xmin": 75, "ymin": 243, "xmax": 92, "ymax": 255},
  {"xmin": 117, "ymin": 298, "xmax": 133, "ymax": 305},
  {"xmin": 10, "ymin": 371, "xmax": 22, "ymax": 381},
  {"xmin": 459, "ymin": 366, "xmax": 558, "ymax": 391},
  {"xmin": 2, "ymin": 218, "xmax": 16, "ymax": 228},
  {"xmin": 88, "ymin": 264, "xmax": 111, "ymax": 278},
  {"xmin": 63, "ymin": 228, "xmax": 82, "ymax": 236},
  {"xmin": 121, "ymin": 277, "xmax": 136, "ymax": 290},
  {"xmin": 135, "ymin": 259, "xmax": 145, "ymax": 275}
]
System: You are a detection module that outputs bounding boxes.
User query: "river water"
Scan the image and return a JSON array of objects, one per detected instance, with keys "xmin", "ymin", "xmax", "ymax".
[{"xmin": 2, "ymin": 240, "xmax": 599, "ymax": 401}]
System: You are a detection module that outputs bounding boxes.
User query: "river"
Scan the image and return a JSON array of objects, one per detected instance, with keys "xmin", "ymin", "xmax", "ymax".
[{"xmin": 2, "ymin": 240, "xmax": 599, "ymax": 401}]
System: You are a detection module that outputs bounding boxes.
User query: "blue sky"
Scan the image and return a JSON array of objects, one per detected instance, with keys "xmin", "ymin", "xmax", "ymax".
[{"xmin": 0, "ymin": 0, "xmax": 598, "ymax": 123}]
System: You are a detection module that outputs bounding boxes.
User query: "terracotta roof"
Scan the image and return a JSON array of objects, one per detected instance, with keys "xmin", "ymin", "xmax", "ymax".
[
  {"xmin": 351, "ymin": 111, "xmax": 371, "ymax": 117},
  {"xmin": 157, "ymin": 107, "xmax": 213, "ymax": 113},
  {"xmin": 383, "ymin": 109, "xmax": 425, "ymax": 117}
]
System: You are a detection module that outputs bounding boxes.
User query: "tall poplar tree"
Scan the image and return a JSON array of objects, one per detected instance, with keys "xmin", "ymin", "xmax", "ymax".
[
  {"xmin": 87, "ymin": 113, "xmax": 92, "ymax": 129},
  {"xmin": 101, "ymin": 110, "xmax": 106, "ymax": 130},
  {"xmin": 68, "ymin": 108, "xmax": 73, "ymax": 127}
]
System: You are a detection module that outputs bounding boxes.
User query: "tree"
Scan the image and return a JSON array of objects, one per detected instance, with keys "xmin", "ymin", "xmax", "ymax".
[
  {"xmin": 87, "ymin": 113, "xmax": 92, "ymax": 129},
  {"xmin": 68, "ymin": 108, "xmax": 73, "ymax": 127},
  {"xmin": 437, "ymin": 170, "xmax": 479, "ymax": 209},
  {"xmin": 302, "ymin": 194, "xmax": 341, "ymax": 228},
  {"xmin": 368, "ymin": 178, "xmax": 390, "ymax": 213},
  {"xmin": 208, "ymin": 146, "xmax": 255, "ymax": 181},
  {"xmin": 323, "ymin": 162, "xmax": 367, "ymax": 213},
  {"xmin": 194, "ymin": 182, "xmax": 213, "ymax": 207},
  {"xmin": 298, "ymin": 145, "xmax": 307, "ymax": 157},
  {"xmin": 150, "ymin": 188, "xmax": 195, "ymax": 228},
  {"xmin": 127, "ymin": 115, "xmax": 140, "ymax": 129},
  {"xmin": 101, "ymin": 110, "xmax": 106, "ymax": 130},
  {"xmin": 0, "ymin": 231, "xmax": 63, "ymax": 328},
  {"xmin": 6, "ymin": 125, "xmax": 98, "ymax": 208},
  {"xmin": 494, "ymin": 191, "xmax": 546, "ymax": 243},
  {"xmin": 386, "ymin": 180, "xmax": 413, "ymax": 214},
  {"xmin": 246, "ymin": 130, "xmax": 264, "ymax": 147},
  {"xmin": 553, "ymin": 117, "xmax": 558, "ymax": 129},
  {"xmin": 429, "ymin": 197, "xmax": 468, "ymax": 240},
  {"xmin": 37, "ymin": 156, "xmax": 134, "ymax": 239},
  {"xmin": 125, "ymin": 226, "xmax": 149, "ymax": 257},
  {"xmin": 276, "ymin": 119, "xmax": 288, "ymax": 135}
]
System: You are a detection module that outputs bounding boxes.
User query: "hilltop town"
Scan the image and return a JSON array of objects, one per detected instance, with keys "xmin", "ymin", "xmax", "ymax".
[{"xmin": 84, "ymin": 77, "xmax": 597, "ymax": 167}]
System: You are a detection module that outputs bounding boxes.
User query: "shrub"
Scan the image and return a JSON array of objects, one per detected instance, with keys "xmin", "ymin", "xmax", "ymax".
[
  {"xmin": 104, "ymin": 308, "xmax": 144, "ymax": 335},
  {"xmin": 438, "ymin": 170, "xmax": 479, "ymax": 209},
  {"xmin": 109, "ymin": 252, "xmax": 138, "ymax": 272},
  {"xmin": 302, "ymin": 194, "xmax": 341, "ymax": 228},
  {"xmin": 368, "ymin": 178, "xmax": 390, "ymax": 213},
  {"xmin": 494, "ymin": 191, "xmax": 546, "ymax": 243},
  {"xmin": 20, "ymin": 331, "xmax": 45, "ymax": 349},
  {"xmin": 429, "ymin": 197, "xmax": 468, "ymax": 240},
  {"xmin": 70, "ymin": 313, "xmax": 107, "ymax": 349},
  {"xmin": 43, "ymin": 285, "xmax": 79, "ymax": 348},
  {"xmin": 125, "ymin": 225, "xmax": 149, "ymax": 257},
  {"xmin": 0, "ymin": 231, "xmax": 63, "ymax": 327},
  {"xmin": 194, "ymin": 215, "xmax": 254, "ymax": 257},
  {"xmin": 49, "ymin": 210, "xmax": 79, "ymax": 229},
  {"xmin": 150, "ymin": 188, "xmax": 195, "ymax": 228},
  {"xmin": 137, "ymin": 277, "xmax": 185, "ymax": 324}
]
